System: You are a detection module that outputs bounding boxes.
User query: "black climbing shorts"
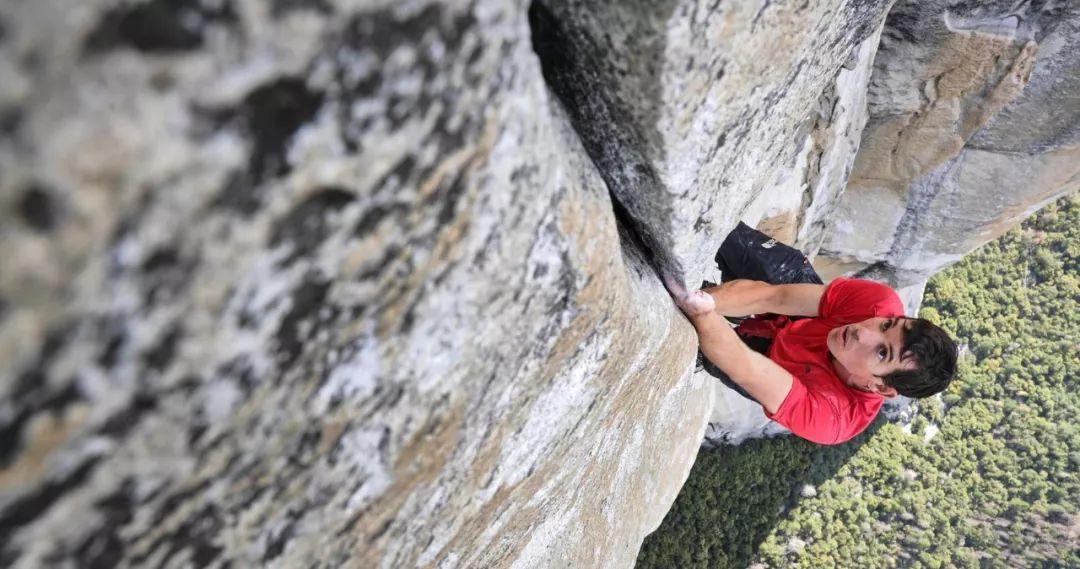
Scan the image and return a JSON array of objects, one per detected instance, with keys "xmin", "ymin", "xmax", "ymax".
[
  {"xmin": 701, "ymin": 222, "xmax": 823, "ymax": 403},
  {"xmin": 715, "ymin": 222, "xmax": 823, "ymax": 286}
]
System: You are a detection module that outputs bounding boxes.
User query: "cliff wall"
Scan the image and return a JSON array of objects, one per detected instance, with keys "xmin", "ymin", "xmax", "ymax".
[
  {"xmin": 0, "ymin": 0, "xmax": 1075, "ymax": 566},
  {"xmin": 817, "ymin": 0, "xmax": 1080, "ymax": 289}
]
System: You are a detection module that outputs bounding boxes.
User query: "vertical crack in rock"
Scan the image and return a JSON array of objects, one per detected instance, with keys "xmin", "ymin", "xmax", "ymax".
[{"xmin": 528, "ymin": 1, "xmax": 681, "ymax": 282}]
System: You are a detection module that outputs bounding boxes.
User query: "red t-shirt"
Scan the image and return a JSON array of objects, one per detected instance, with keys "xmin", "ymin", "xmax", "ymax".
[{"xmin": 737, "ymin": 278, "xmax": 905, "ymax": 445}]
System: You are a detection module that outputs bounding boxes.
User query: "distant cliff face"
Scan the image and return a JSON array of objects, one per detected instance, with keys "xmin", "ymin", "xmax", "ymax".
[
  {"xmin": 815, "ymin": 0, "xmax": 1080, "ymax": 289},
  {"xmin": 0, "ymin": 0, "xmax": 1075, "ymax": 567}
]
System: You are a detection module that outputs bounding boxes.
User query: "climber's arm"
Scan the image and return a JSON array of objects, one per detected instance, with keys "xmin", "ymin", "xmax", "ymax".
[
  {"xmin": 704, "ymin": 280, "xmax": 825, "ymax": 317},
  {"xmin": 671, "ymin": 289, "xmax": 793, "ymax": 414}
]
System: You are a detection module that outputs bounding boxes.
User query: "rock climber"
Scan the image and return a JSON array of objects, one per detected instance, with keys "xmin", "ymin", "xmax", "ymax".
[{"xmin": 667, "ymin": 223, "xmax": 958, "ymax": 445}]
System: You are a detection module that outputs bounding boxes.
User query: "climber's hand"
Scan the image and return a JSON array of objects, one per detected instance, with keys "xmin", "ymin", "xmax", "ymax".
[
  {"xmin": 677, "ymin": 289, "xmax": 716, "ymax": 318},
  {"xmin": 663, "ymin": 276, "xmax": 715, "ymax": 318},
  {"xmin": 665, "ymin": 275, "xmax": 793, "ymax": 416}
]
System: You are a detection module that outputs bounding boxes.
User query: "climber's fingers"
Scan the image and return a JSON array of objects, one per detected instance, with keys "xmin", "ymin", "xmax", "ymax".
[
  {"xmin": 677, "ymin": 289, "xmax": 716, "ymax": 317},
  {"xmin": 662, "ymin": 275, "xmax": 715, "ymax": 318}
]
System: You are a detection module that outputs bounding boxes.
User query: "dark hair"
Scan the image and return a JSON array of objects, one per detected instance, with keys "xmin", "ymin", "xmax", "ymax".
[{"xmin": 881, "ymin": 317, "xmax": 958, "ymax": 398}]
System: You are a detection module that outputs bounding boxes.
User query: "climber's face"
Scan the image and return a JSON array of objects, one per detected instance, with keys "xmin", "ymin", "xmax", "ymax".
[{"xmin": 826, "ymin": 317, "xmax": 917, "ymax": 397}]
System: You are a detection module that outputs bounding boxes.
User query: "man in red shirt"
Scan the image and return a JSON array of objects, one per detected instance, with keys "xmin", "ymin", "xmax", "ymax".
[{"xmin": 668, "ymin": 229, "xmax": 958, "ymax": 445}]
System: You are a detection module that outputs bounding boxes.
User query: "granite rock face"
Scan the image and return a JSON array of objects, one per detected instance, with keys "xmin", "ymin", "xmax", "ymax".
[
  {"xmin": 747, "ymin": 24, "xmax": 886, "ymax": 257},
  {"xmin": 4, "ymin": 0, "xmax": 1071, "ymax": 566},
  {"xmin": 0, "ymin": 1, "xmax": 711, "ymax": 567},
  {"xmin": 530, "ymin": 0, "xmax": 895, "ymax": 285},
  {"xmin": 816, "ymin": 0, "xmax": 1080, "ymax": 287}
]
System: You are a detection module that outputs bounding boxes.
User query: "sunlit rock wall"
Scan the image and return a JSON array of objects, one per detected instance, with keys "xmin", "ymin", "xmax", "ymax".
[
  {"xmin": 530, "ymin": 0, "xmax": 895, "ymax": 285},
  {"xmin": 9, "ymin": 0, "xmax": 1060, "ymax": 564},
  {"xmin": 817, "ymin": 0, "xmax": 1080, "ymax": 287},
  {"xmin": 743, "ymin": 23, "xmax": 885, "ymax": 257},
  {"xmin": 0, "ymin": 1, "xmax": 711, "ymax": 567}
]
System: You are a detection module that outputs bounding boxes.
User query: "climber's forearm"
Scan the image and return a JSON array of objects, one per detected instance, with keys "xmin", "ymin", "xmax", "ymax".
[
  {"xmin": 669, "ymin": 283, "xmax": 795, "ymax": 413},
  {"xmin": 690, "ymin": 311, "xmax": 750, "ymax": 372},
  {"xmin": 704, "ymin": 280, "xmax": 824, "ymax": 317},
  {"xmin": 687, "ymin": 309, "xmax": 794, "ymax": 414}
]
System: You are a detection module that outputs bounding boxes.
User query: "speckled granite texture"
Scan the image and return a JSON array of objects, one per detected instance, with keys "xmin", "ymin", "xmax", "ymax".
[{"xmin": 0, "ymin": 1, "xmax": 710, "ymax": 567}]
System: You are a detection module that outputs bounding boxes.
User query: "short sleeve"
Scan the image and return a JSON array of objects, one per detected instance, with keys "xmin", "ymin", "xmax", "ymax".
[
  {"xmin": 817, "ymin": 277, "xmax": 904, "ymax": 323},
  {"xmin": 764, "ymin": 376, "xmax": 843, "ymax": 445}
]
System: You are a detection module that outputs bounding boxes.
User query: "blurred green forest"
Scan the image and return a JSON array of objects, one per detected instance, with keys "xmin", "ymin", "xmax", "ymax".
[{"xmin": 637, "ymin": 194, "xmax": 1080, "ymax": 568}]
